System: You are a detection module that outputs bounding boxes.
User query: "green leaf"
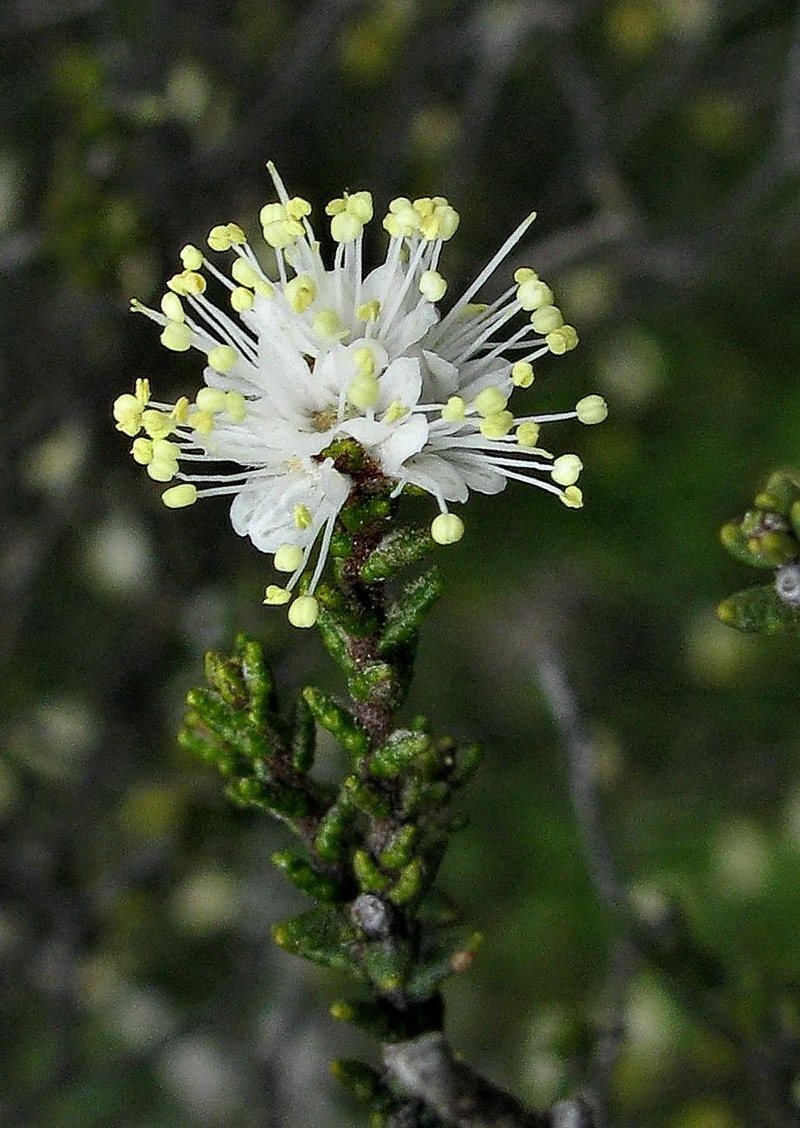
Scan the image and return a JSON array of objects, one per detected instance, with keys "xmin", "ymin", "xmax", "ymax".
[
  {"xmin": 271, "ymin": 849, "xmax": 345, "ymax": 902},
  {"xmin": 370, "ymin": 730, "xmax": 432, "ymax": 779},
  {"xmin": 272, "ymin": 907, "xmax": 363, "ymax": 977},
  {"xmin": 302, "ymin": 686, "xmax": 371, "ymax": 760},
  {"xmin": 360, "ymin": 526, "xmax": 437, "ymax": 583},
  {"xmin": 754, "ymin": 469, "xmax": 800, "ymax": 516},
  {"xmin": 717, "ymin": 583, "xmax": 800, "ymax": 634},
  {"xmin": 380, "ymin": 568, "xmax": 444, "ymax": 655},
  {"xmin": 290, "ymin": 693, "xmax": 316, "ymax": 773}
]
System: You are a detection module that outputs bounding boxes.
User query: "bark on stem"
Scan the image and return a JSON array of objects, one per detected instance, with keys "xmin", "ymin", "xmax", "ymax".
[{"xmin": 383, "ymin": 1033, "xmax": 595, "ymax": 1128}]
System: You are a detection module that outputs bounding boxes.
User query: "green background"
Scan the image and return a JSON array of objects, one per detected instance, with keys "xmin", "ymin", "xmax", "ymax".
[{"xmin": 4, "ymin": 1, "xmax": 800, "ymax": 1125}]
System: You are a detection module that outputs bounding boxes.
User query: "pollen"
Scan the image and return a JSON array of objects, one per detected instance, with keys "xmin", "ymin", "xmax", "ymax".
[
  {"xmin": 546, "ymin": 325, "xmax": 579, "ymax": 354},
  {"xmin": 162, "ymin": 483, "xmax": 198, "ymax": 508},
  {"xmin": 576, "ymin": 394, "xmax": 608, "ymax": 424},
  {"xmin": 479, "ymin": 411, "xmax": 514, "ymax": 440},
  {"xmin": 285, "ymin": 274, "xmax": 316, "ymax": 313},
  {"xmin": 441, "ymin": 396, "xmax": 466, "ymax": 423},
  {"xmin": 274, "ymin": 544, "xmax": 304, "ymax": 572},
  {"xmin": 160, "ymin": 322, "xmax": 192, "ymax": 352},
  {"xmin": 431, "ymin": 513, "xmax": 465, "ymax": 545},
  {"xmin": 294, "ymin": 504, "xmax": 313, "ymax": 530},
  {"xmin": 287, "ymin": 595, "xmax": 319, "ymax": 628},
  {"xmin": 264, "ymin": 585, "xmax": 292, "ymax": 606},
  {"xmin": 474, "ymin": 386, "xmax": 508, "ymax": 417}
]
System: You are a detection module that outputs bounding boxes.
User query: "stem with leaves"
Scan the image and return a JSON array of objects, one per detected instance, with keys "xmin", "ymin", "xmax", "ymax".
[{"xmin": 178, "ymin": 467, "xmax": 592, "ymax": 1127}]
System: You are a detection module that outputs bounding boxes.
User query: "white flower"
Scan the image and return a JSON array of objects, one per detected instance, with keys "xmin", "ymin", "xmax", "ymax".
[{"xmin": 114, "ymin": 163, "xmax": 606, "ymax": 626}]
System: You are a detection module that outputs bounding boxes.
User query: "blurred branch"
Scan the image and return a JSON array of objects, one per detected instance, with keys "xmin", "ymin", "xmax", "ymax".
[
  {"xmin": 383, "ymin": 1033, "xmax": 595, "ymax": 1128},
  {"xmin": 534, "ymin": 647, "xmax": 625, "ymax": 913}
]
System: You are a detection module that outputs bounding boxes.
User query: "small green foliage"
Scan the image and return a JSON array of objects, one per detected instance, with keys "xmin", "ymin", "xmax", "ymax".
[
  {"xmin": 379, "ymin": 824, "xmax": 419, "ymax": 869},
  {"xmin": 272, "ymin": 907, "xmax": 364, "ymax": 977},
  {"xmin": 719, "ymin": 469, "xmax": 800, "ymax": 634},
  {"xmin": 271, "ymin": 850, "xmax": 344, "ymax": 902},
  {"xmin": 380, "ymin": 567, "xmax": 445, "ymax": 655},
  {"xmin": 353, "ymin": 848, "xmax": 392, "ymax": 893},
  {"xmin": 717, "ymin": 584, "xmax": 800, "ymax": 634},
  {"xmin": 370, "ymin": 730, "xmax": 432, "ymax": 779},
  {"xmin": 302, "ymin": 686, "xmax": 371, "ymax": 761},
  {"xmin": 314, "ymin": 791, "xmax": 358, "ymax": 862},
  {"xmin": 290, "ymin": 694, "xmax": 316, "ymax": 772},
  {"xmin": 360, "ymin": 527, "xmax": 438, "ymax": 583},
  {"xmin": 179, "ymin": 524, "xmax": 484, "ymax": 1118}
]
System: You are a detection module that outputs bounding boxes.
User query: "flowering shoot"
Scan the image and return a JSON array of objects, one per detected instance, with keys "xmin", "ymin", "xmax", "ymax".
[{"xmin": 114, "ymin": 163, "xmax": 606, "ymax": 624}]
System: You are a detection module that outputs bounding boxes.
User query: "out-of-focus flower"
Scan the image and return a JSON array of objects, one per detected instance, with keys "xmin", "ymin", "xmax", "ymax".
[{"xmin": 114, "ymin": 164, "xmax": 606, "ymax": 626}]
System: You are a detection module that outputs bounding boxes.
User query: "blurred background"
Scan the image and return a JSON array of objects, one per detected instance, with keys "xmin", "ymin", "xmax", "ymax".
[{"xmin": 4, "ymin": 0, "xmax": 800, "ymax": 1125}]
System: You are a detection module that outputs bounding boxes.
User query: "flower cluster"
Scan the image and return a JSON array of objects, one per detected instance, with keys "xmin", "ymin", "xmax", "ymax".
[{"xmin": 114, "ymin": 163, "xmax": 606, "ymax": 627}]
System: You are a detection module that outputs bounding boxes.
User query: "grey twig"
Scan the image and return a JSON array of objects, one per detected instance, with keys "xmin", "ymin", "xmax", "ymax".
[
  {"xmin": 383, "ymin": 1033, "xmax": 595, "ymax": 1128},
  {"xmin": 534, "ymin": 647, "xmax": 626, "ymax": 913}
]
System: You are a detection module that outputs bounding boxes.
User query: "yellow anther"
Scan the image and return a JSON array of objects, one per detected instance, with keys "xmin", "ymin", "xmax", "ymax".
[
  {"xmin": 231, "ymin": 258, "xmax": 259, "ymax": 287},
  {"xmin": 167, "ymin": 270, "xmax": 206, "ymax": 296},
  {"xmin": 514, "ymin": 267, "xmax": 539, "ymax": 284},
  {"xmin": 207, "ymin": 223, "xmax": 246, "ymax": 252},
  {"xmin": 516, "ymin": 421, "xmax": 541, "ymax": 448},
  {"xmin": 312, "ymin": 309, "xmax": 348, "ymax": 342},
  {"xmin": 263, "ymin": 584, "xmax": 292, "ymax": 606},
  {"xmin": 560, "ymin": 485, "xmax": 583, "ymax": 508},
  {"xmin": 551, "ymin": 454, "xmax": 583, "ymax": 486},
  {"xmin": 287, "ymin": 595, "xmax": 319, "ymax": 629},
  {"xmin": 113, "ymin": 393, "xmax": 144, "ymax": 436},
  {"xmin": 260, "ymin": 202, "xmax": 305, "ymax": 249},
  {"xmin": 462, "ymin": 303, "xmax": 488, "ymax": 317},
  {"xmin": 141, "ymin": 409, "xmax": 174, "ymax": 439},
  {"xmin": 284, "ymin": 274, "xmax": 316, "ymax": 313},
  {"xmin": 147, "ymin": 453, "xmax": 178, "ymax": 480},
  {"xmin": 383, "ymin": 198, "xmax": 420, "ymax": 239},
  {"xmin": 531, "ymin": 305, "xmax": 564, "ymax": 334},
  {"xmin": 441, "ymin": 396, "xmax": 466, "ymax": 423},
  {"xmin": 225, "ymin": 392, "xmax": 247, "ymax": 423},
  {"xmin": 207, "ymin": 344, "xmax": 237, "ymax": 372},
  {"xmin": 431, "ymin": 513, "xmax": 465, "ymax": 545},
  {"xmin": 479, "ymin": 411, "xmax": 514, "ymax": 440},
  {"xmin": 546, "ymin": 325, "xmax": 579, "ymax": 354},
  {"xmin": 134, "ymin": 378, "xmax": 151, "ymax": 404},
  {"xmin": 328, "ymin": 191, "xmax": 373, "ymax": 242},
  {"xmin": 330, "ymin": 211, "xmax": 363, "ymax": 243},
  {"xmin": 285, "ymin": 197, "xmax": 312, "ymax": 220},
  {"xmin": 181, "ymin": 271, "xmax": 207, "ymax": 295},
  {"xmin": 131, "ymin": 437, "xmax": 153, "ymax": 464},
  {"xmin": 293, "ymin": 504, "xmax": 312, "ymax": 530},
  {"xmin": 231, "ymin": 286, "xmax": 254, "ymax": 312},
  {"xmin": 189, "ymin": 408, "xmax": 215, "ymax": 436},
  {"xmin": 274, "ymin": 544, "xmax": 304, "ymax": 572},
  {"xmin": 160, "ymin": 292, "xmax": 185, "ymax": 322},
  {"xmin": 195, "ymin": 387, "xmax": 228, "ymax": 413},
  {"xmin": 347, "ymin": 372, "xmax": 379, "ymax": 409},
  {"xmin": 146, "ymin": 439, "xmax": 180, "ymax": 482},
  {"xmin": 180, "ymin": 245, "xmax": 203, "ymax": 271},
  {"xmin": 253, "ymin": 278, "xmax": 274, "ymax": 298},
  {"xmin": 353, "ymin": 347, "xmax": 376, "ymax": 377},
  {"xmin": 383, "ymin": 400, "xmax": 408, "ymax": 423},
  {"xmin": 511, "ymin": 361, "xmax": 534, "ymax": 388},
  {"xmin": 517, "ymin": 278, "xmax": 553, "ymax": 312},
  {"xmin": 172, "ymin": 396, "xmax": 191, "ymax": 423},
  {"xmin": 473, "ymin": 386, "xmax": 508, "ymax": 417},
  {"xmin": 160, "ymin": 322, "xmax": 192, "ymax": 351},
  {"xmin": 419, "ymin": 270, "xmax": 447, "ymax": 302},
  {"xmin": 166, "ymin": 274, "xmax": 189, "ymax": 295},
  {"xmin": 576, "ymin": 394, "xmax": 608, "ymax": 424},
  {"xmin": 162, "ymin": 483, "xmax": 198, "ymax": 509},
  {"xmin": 357, "ymin": 299, "xmax": 381, "ymax": 322},
  {"xmin": 412, "ymin": 197, "xmax": 459, "ymax": 241}
]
